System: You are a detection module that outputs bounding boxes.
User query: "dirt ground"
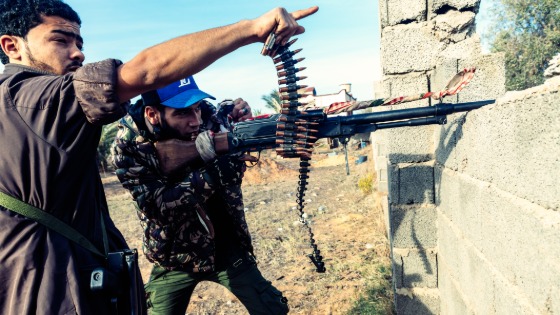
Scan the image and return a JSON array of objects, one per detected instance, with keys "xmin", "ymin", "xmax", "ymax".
[{"xmin": 104, "ymin": 141, "xmax": 392, "ymax": 315}]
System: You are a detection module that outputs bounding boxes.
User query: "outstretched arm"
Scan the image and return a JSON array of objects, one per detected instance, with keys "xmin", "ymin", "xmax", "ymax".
[{"xmin": 116, "ymin": 6, "xmax": 319, "ymax": 102}]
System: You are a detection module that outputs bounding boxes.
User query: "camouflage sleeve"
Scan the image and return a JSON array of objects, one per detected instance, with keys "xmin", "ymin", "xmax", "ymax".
[{"xmin": 111, "ymin": 118, "xmax": 202, "ymax": 225}]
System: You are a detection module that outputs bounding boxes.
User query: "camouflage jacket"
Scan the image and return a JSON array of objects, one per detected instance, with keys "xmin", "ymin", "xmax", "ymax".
[{"xmin": 111, "ymin": 103, "xmax": 253, "ymax": 272}]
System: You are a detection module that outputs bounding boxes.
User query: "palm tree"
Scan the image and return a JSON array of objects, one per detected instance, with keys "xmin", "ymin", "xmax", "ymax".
[
  {"xmin": 97, "ymin": 122, "xmax": 120, "ymax": 173},
  {"xmin": 261, "ymin": 89, "xmax": 282, "ymax": 113}
]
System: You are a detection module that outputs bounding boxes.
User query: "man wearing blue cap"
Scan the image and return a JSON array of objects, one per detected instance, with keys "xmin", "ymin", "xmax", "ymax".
[{"xmin": 112, "ymin": 76, "xmax": 289, "ymax": 315}]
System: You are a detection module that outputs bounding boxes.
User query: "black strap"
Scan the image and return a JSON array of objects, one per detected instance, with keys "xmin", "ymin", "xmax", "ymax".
[{"xmin": 0, "ymin": 191, "xmax": 105, "ymax": 257}]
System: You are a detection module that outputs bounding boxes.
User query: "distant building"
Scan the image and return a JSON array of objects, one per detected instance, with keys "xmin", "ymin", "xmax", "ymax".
[
  {"xmin": 294, "ymin": 84, "xmax": 361, "ymax": 148},
  {"xmin": 299, "ymin": 83, "xmax": 356, "ymax": 111}
]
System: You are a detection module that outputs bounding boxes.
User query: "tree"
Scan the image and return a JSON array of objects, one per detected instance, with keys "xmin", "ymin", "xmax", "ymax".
[
  {"xmin": 97, "ymin": 121, "xmax": 120, "ymax": 173},
  {"xmin": 485, "ymin": 0, "xmax": 560, "ymax": 91},
  {"xmin": 261, "ymin": 89, "xmax": 282, "ymax": 113}
]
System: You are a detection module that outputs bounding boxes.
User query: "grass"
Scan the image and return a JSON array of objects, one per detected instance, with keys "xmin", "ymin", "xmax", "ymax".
[{"xmin": 347, "ymin": 263, "xmax": 395, "ymax": 315}]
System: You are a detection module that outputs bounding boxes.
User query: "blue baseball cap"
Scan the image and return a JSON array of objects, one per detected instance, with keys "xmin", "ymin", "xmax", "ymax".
[{"xmin": 141, "ymin": 76, "xmax": 215, "ymax": 109}]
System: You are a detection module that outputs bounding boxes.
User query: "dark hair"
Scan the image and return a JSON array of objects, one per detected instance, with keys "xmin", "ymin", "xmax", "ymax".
[{"xmin": 0, "ymin": 0, "xmax": 81, "ymax": 64}]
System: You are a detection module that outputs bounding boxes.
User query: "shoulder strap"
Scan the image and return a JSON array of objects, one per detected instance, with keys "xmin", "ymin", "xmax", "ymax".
[{"xmin": 0, "ymin": 191, "xmax": 105, "ymax": 257}]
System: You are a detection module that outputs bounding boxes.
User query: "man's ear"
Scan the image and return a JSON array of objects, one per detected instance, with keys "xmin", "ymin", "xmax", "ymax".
[
  {"xmin": 0, "ymin": 35, "xmax": 22, "ymax": 62},
  {"xmin": 144, "ymin": 106, "xmax": 161, "ymax": 125}
]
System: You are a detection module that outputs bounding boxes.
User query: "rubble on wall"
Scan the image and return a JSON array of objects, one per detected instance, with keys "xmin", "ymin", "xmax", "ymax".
[
  {"xmin": 544, "ymin": 53, "xmax": 560, "ymax": 78},
  {"xmin": 428, "ymin": 0, "xmax": 481, "ymax": 19},
  {"xmin": 431, "ymin": 10, "xmax": 476, "ymax": 44}
]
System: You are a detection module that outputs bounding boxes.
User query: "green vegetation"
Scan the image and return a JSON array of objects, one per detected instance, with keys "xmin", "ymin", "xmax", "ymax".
[
  {"xmin": 97, "ymin": 121, "xmax": 119, "ymax": 172},
  {"xmin": 485, "ymin": 0, "xmax": 560, "ymax": 90},
  {"xmin": 261, "ymin": 89, "xmax": 282, "ymax": 113},
  {"xmin": 347, "ymin": 263, "xmax": 395, "ymax": 315},
  {"xmin": 357, "ymin": 173, "xmax": 375, "ymax": 194}
]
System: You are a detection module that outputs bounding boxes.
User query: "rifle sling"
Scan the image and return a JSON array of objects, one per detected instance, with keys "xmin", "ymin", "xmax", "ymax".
[{"xmin": 0, "ymin": 190, "xmax": 106, "ymax": 257}]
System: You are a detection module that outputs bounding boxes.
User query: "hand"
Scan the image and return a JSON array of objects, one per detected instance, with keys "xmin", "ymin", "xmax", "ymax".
[
  {"xmin": 230, "ymin": 98, "xmax": 253, "ymax": 122},
  {"xmin": 253, "ymin": 6, "xmax": 319, "ymax": 46}
]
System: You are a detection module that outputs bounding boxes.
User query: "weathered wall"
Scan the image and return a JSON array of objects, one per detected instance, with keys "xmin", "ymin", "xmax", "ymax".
[
  {"xmin": 373, "ymin": 0, "xmax": 560, "ymax": 314},
  {"xmin": 436, "ymin": 77, "xmax": 560, "ymax": 314}
]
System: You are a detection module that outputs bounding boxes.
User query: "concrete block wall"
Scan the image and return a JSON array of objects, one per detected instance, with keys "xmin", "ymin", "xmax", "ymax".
[
  {"xmin": 436, "ymin": 77, "xmax": 560, "ymax": 314},
  {"xmin": 370, "ymin": 0, "xmax": 545, "ymax": 313},
  {"xmin": 374, "ymin": 0, "xmax": 560, "ymax": 314}
]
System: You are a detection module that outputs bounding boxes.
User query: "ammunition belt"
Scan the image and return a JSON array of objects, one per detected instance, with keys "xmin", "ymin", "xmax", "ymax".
[{"xmin": 263, "ymin": 38, "xmax": 325, "ymax": 273}]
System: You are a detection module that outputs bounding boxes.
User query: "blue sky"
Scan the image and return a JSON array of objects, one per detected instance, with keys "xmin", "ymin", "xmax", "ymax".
[
  {"xmin": 32, "ymin": 1, "xmax": 381, "ymax": 112},
  {"xmin": 0, "ymin": 1, "xmax": 494, "ymax": 112}
]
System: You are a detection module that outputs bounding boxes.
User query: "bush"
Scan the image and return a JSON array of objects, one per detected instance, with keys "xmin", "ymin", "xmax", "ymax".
[{"xmin": 357, "ymin": 173, "xmax": 374, "ymax": 194}]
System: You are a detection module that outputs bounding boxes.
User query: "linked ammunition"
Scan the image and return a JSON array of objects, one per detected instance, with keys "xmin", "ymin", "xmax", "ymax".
[
  {"xmin": 276, "ymin": 131, "xmax": 317, "ymax": 140},
  {"xmin": 273, "ymin": 49, "xmax": 303, "ymax": 64},
  {"xmin": 277, "ymin": 124, "xmax": 308, "ymax": 132},
  {"xmin": 275, "ymin": 58, "xmax": 305, "ymax": 71},
  {"xmin": 279, "ymin": 84, "xmax": 308, "ymax": 93},
  {"xmin": 281, "ymin": 92, "xmax": 310, "ymax": 101},
  {"xmin": 276, "ymin": 139, "xmax": 308, "ymax": 146},
  {"xmin": 282, "ymin": 100, "xmax": 307, "ymax": 107},
  {"xmin": 281, "ymin": 109, "xmax": 307, "ymax": 116},
  {"xmin": 269, "ymin": 38, "xmax": 298, "ymax": 57},
  {"xmin": 279, "ymin": 76, "xmax": 307, "ymax": 85},
  {"xmin": 277, "ymin": 67, "xmax": 306, "ymax": 78},
  {"xmin": 277, "ymin": 147, "xmax": 313, "ymax": 155},
  {"xmin": 260, "ymin": 26, "xmax": 277, "ymax": 56}
]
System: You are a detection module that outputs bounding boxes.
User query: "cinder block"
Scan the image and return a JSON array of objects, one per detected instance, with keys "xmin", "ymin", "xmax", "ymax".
[
  {"xmin": 493, "ymin": 273, "xmax": 540, "ymax": 314},
  {"xmin": 378, "ymin": 167, "xmax": 389, "ymax": 193},
  {"xmin": 431, "ymin": 10, "xmax": 476, "ymax": 44},
  {"xmin": 437, "ymin": 35, "xmax": 482, "ymax": 63},
  {"xmin": 428, "ymin": 0, "xmax": 481, "ymax": 20},
  {"xmin": 438, "ymin": 266, "xmax": 473, "ymax": 315},
  {"xmin": 378, "ymin": 0, "xmax": 388, "ymax": 28},
  {"xmin": 438, "ymin": 168, "xmax": 560, "ymax": 313},
  {"xmin": 382, "ymin": 73, "xmax": 430, "ymax": 108},
  {"xmin": 433, "ymin": 111, "xmax": 467, "ymax": 172},
  {"xmin": 393, "ymin": 248, "xmax": 438, "ymax": 288},
  {"xmin": 381, "ymin": 24, "xmax": 444, "ymax": 74},
  {"xmin": 389, "ymin": 162, "xmax": 435, "ymax": 205},
  {"xmin": 432, "ymin": 59, "xmax": 461, "ymax": 104},
  {"xmin": 395, "ymin": 289, "xmax": 440, "ymax": 315},
  {"xmin": 458, "ymin": 53, "xmax": 506, "ymax": 102},
  {"xmin": 478, "ymin": 188, "xmax": 560, "ymax": 312},
  {"xmin": 435, "ymin": 166, "xmax": 483, "ymax": 244},
  {"xmin": 447, "ymin": 90, "xmax": 560, "ymax": 210},
  {"xmin": 382, "ymin": 0, "xmax": 427, "ymax": 27},
  {"xmin": 373, "ymin": 79, "xmax": 386, "ymax": 99},
  {"xmin": 437, "ymin": 214, "xmax": 496, "ymax": 314},
  {"xmin": 390, "ymin": 204, "xmax": 437, "ymax": 248}
]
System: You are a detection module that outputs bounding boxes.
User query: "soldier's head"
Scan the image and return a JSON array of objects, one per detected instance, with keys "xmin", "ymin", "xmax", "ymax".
[
  {"xmin": 142, "ymin": 76, "xmax": 216, "ymax": 141},
  {"xmin": 0, "ymin": 0, "xmax": 83, "ymax": 74}
]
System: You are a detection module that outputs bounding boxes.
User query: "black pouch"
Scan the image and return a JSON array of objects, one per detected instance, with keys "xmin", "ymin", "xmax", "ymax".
[{"xmin": 90, "ymin": 249, "xmax": 140, "ymax": 315}]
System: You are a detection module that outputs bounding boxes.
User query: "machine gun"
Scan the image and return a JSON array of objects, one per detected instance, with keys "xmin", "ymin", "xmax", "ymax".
[{"xmin": 226, "ymin": 99, "xmax": 495, "ymax": 156}]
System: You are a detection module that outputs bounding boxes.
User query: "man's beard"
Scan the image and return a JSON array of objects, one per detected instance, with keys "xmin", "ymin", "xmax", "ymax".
[
  {"xmin": 159, "ymin": 117, "xmax": 198, "ymax": 142},
  {"xmin": 24, "ymin": 43, "xmax": 81, "ymax": 75},
  {"xmin": 24, "ymin": 45, "xmax": 58, "ymax": 74}
]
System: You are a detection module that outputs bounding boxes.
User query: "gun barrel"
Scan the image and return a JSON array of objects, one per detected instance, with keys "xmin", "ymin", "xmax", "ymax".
[{"xmin": 341, "ymin": 100, "xmax": 495, "ymax": 125}]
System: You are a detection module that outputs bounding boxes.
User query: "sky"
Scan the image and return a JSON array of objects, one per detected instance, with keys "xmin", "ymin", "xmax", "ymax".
[{"xmin": 0, "ymin": 0, "xmax": 380, "ymax": 113}]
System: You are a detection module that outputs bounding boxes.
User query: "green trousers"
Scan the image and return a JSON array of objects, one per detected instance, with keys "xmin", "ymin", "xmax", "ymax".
[{"xmin": 145, "ymin": 255, "xmax": 289, "ymax": 315}]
